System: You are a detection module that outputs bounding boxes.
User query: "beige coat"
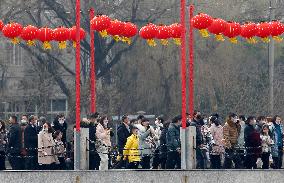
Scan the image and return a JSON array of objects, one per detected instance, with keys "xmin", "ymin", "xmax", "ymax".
[
  {"xmin": 96, "ymin": 123, "xmax": 111, "ymax": 147},
  {"xmin": 38, "ymin": 131, "xmax": 58, "ymax": 165}
]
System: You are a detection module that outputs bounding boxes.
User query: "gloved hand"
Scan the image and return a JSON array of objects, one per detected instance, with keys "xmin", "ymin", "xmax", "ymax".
[{"xmin": 116, "ymin": 155, "xmax": 121, "ymax": 161}]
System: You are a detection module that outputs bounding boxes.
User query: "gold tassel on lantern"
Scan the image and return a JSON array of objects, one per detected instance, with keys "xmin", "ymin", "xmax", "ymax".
[
  {"xmin": 272, "ymin": 36, "xmax": 283, "ymax": 42},
  {"xmin": 229, "ymin": 37, "xmax": 238, "ymax": 44},
  {"xmin": 73, "ymin": 41, "xmax": 76, "ymax": 48},
  {"xmin": 43, "ymin": 41, "xmax": 52, "ymax": 50},
  {"xmin": 99, "ymin": 30, "xmax": 108, "ymax": 38},
  {"xmin": 199, "ymin": 29, "xmax": 210, "ymax": 38},
  {"xmin": 215, "ymin": 34, "xmax": 225, "ymax": 42},
  {"xmin": 58, "ymin": 41, "xmax": 67, "ymax": 49},
  {"xmin": 112, "ymin": 35, "xmax": 121, "ymax": 42},
  {"xmin": 246, "ymin": 37, "xmax": 258, "ymax": 44},
  {"xmin": 27, "ymin": 40, "xmax": 36, "ymax": 46},
  {"xmin": 146, "ymin": 39, "xmax": 157, "ymax": 47},
  {"xmin": 173, "ymin": 38, "xmax": 181, "ymax": 45},
  {"xmin": 261, "ymin": 37, "xmax": 270, "ymax": 43},
  {"xmin": 11, "ymin": 37, "xmax": 20, "ymax": 44},
  {"xmin": 160, "ymin": 39, "xmax": 169, "ymax": 46}
]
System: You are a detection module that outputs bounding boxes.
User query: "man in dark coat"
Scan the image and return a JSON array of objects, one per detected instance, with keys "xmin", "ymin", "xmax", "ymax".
[
  {"xmin": 53, "ymin": 114, "xmax": 68, "ymax": 144},
  {"xmin": 114, "ymin": 115, "xmax": 131, "ymax": 169},
  {"xmin": 88, "ymin": 112, "xmax": 101, "ymax": 170},
  {"xmin": 7, "ymin": 115, "xmax": 22, "ymax": 170},
  {"xmin": 24, "ymin": 115, "xmax": 38, "ymax": 170}
]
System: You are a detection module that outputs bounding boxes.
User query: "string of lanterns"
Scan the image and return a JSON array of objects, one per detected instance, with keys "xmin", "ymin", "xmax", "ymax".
[
  {"xmin": 1, "ymin": 12, "xmax": 282, "ymax": 49},
  {"xmin": 192, "ymin": 13, "xmax": 284, "ymax": 44}
]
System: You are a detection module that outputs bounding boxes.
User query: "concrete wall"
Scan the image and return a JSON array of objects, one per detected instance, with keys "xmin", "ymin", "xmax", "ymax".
[{"xmin": 0, "ymin": 170, "xmax": 284, "ymax": 183}]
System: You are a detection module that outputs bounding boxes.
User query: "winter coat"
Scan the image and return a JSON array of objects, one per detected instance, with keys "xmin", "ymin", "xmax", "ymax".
[
  {"xmin": 269, "ymin": 123, "xmax": 284, "ymax": 157},
  {"xmin": 237, "ymin": 121, "xmax": 246, "ymax": 148},
  {"xmin": 166, "ymin": 123, "xmax": 180, "ymax": 151},
  {"xmin": 117, "ymin": 123, "xmax": 130, "ymax": 155},
  {"xmin": 260, "ymin": 134, "xmax": 272, "ymax": 153},
  {"xmin": 138, "ymin": 125, "xmax": 156, "ymax": 157},
  {"xmin": 88, "ymin": 123, "xmax": 98, "ymax": 155},
  {"xmin": 223, "ymin": 119, "xmax": 241, "ymax": 149},
  {"xmin": 24, "ymin": 124, "xmax": 38, "ymax": 153},
  {"xmin": 123, "ymin": 134, "xmax": 140, "ymax": 163},
  {"xmin": 53, "ymin": 121, "xmax": 68, "ymax": 144},
  {"xmin": 159, "ymin": 127, "xmax": 168, "ymax": 159},
  {"xmin": 0, "ymin": 130, "xmax": 7, "ymax": 152},
  {"xmin": 244, "ymin": 124, "xmax": 261, "ymax": 156},
  {"xmin": 210, "ymin": 124, "xmax": 224, "ymax": 155},
  {"xmin": 190, "ymin": 120, "xmax": 204, "ymax": 147},
  {"xmin": 54, "ymin": 139, "xmax": 65, "ymax": 158},
  {"xmin": 7, "ymin": 123, "xmax": 22, "ymax": 154},
  {"xmin": 38, "ymin": 130, "xmax": 58, "ymax": 165},
  {"xmin": 96, "ymin": 123, "xmax": 111, "ymax": 147}
]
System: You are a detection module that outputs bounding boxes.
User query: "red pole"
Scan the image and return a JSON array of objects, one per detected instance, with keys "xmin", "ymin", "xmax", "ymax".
[
  {"xmin": 181, "ymin": 0, "xmax": 187, "ymax": 129},
  {"xmin": 188, "ymin": 5, "xmax": 195, "ymax": 117},
  {"xmin": 75, "ymin": 0, "xmax": 81, "ymax": 132},
  {"xmin": 89, "ymin": 8, "xmax": 96, "ymax": 113}
]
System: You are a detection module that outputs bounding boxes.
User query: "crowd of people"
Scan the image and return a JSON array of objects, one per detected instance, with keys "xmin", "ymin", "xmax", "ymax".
[{"xmin": 0, "ymin": 111, "xmax": 283, "ymax": 170}]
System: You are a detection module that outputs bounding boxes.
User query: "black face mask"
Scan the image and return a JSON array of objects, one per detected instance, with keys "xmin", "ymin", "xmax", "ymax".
[{"xmin": 214, "ymin": 121, "xmax": 220, "ymax": 126}]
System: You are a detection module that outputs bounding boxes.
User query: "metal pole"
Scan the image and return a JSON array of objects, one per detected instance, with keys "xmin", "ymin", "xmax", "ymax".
[
  {"xmin": 90, "ymin": 8, "xmax": 96, "ymax": 113},
  {"xmin": 75, "ymin": 0, "xmax": 81, "ymax": 170},
  {"xmin": 269, "ymin": 0, "xmax": 275, "ymax": 115}
]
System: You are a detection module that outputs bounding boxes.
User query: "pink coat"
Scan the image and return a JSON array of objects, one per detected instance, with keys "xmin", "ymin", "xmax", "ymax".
[
  {"xmin": 210, "ymin": 124, "xmax": 225, "ymax": 155},
  {"xmin": 96, "ymin": 123, "xmax": 111, "ymax": 147}
]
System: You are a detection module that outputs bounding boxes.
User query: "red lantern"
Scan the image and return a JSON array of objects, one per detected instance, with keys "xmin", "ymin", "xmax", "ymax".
[
  {"xmin": 37, "ymin": 27, "xmax": 54, "ymax": 49},
  {"xmin": 121, "ymin": 22, "xmax": 137, "ymax": 45},
  {"xmin": 170, "ymin": 23, "xmax": 182, "ymax": 45},
  {"xmin": 240, "ymin": 22, "xmax": 258, "ymax": 44},
  {"xmin": 207, "ymin": 18, "xmax": 227, "ymax": 41},
  {"xmin": 223, "ymin": 22, "xmax": 241, "ymax": 43},
  {"xmin": 106, "ymin": 20, "xmax": 125, "ymax": 41},
  {"xmin": 139, "ymin": 23, "xmax": 158, "ymax": 47},
  {"xmin": 256, "ymin": 22, "xmax": 271, "ymax": 43},
  {"xmin": 90, "ymin": 15, "xmax": 111, "ymax": 37},
  {"xmin": 270, "ymin": 21, "xmax": 284, "ymax": 42},
  {"xmin": 0, "ymin": 20, "xmax": 4, "ymax": 31},
  {"xmin": 20, "ymin": 25, "xmax": 39, "ymax": 46},
  {"xmin": 2, "ymin": 22, "xmax": 23, "ymax": 44},
  {"xmin": 191, "ymin": 13, "xmax": 213, "ymax": 37},
  {"xmin": 54, "ymin": 27, "xmax": 70, "ymax": 49},
  {"xmin": 69, "ymin": 26, "xmax": 86, "ymax": 47},
  {"xmin": 156, "ymin": 25, "xmax": 171, "ymax": 46}
]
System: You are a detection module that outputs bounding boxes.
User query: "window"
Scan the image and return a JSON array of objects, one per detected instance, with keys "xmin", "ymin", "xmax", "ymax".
[{"xmin": 52, "ymin": 99, "xmax": 66, "ymax": 112}]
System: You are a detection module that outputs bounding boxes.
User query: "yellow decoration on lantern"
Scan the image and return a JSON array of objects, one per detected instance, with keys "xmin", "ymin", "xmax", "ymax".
[
  {"xmin": 199, "ymin": 29, "xmax": 210, "ymax": 38},
  {"xmin": 58, "ymin": 41, "xmax": 67, "ymax": 49},
  {"xmin": 272, "ymin": 36, "xmax": 283, "ymax": 42},
  {"xmin": 215, "ymin": 34, "xmax": 225, "ymax": 42},
  {"xmin": 73, "ymin": 41, "xmax": 77, "ymax": 48},
  {"xmin": 173, "ymin": 38, "xmax": 181, "ymax": 45},
  {"xmin": 27, "ymin": 40, "xmax": 35, "ymax": 46},
  {"xmin": 160, "ymin": 39, "xmax": 169, "ymax": 46},
  {"xmin": 146, "ymin": 39, "xmax": 157, "ymax": 47},
  {"xmin": 99, "ymin": 30, "xmax": 108, "ymax": 38},
  {"xmin": 11, "ymin": 37, "xmax": 20, "ymax": 44},
  {"xmin": 112, "ymin": 35, "xmax": 121, "ymax": 42},
  {"xmin": 43, "ymin": 41, "xmax": 52, "ymax": 50},
  {"xmin": 261, "ymin": 37, "xmax": 270, "ymax": 43},
  {"xmin": 229, "ymin": 37, "xmax": 238, "ymax": 44},
  {"xmin": 246, "ymin": 38, "xmax": 258, "ymax": 44}
]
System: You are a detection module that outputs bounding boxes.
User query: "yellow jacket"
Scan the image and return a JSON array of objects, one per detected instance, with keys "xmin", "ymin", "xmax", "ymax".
[{"xmin": 123, "ymin": 134, "xmax": 140, "ymax": 162}]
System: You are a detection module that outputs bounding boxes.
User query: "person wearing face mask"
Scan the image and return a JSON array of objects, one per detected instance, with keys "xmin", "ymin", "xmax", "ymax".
[
  {"xmin": 244, "ymin": 116, "xmax": 261, "ymax": 169},
  {"xmin": 223, "ymin": 113, "xmax": 241, "ymax": 169},
  {"xmin": 0, "ymin": 120, "xmax": 7, "ymax": 170},
  {"xmin": 96, "ymin": 116, "xmax": 112, "ymax": 170},
  {"xmin": 24, "ymin": 115, "xmax": 39, "ymax": 170},
  {"xmin": 209, "ymin": 116, "xmax": 224, "ymax": 169},
  {"xmin": 52, "ymin": 114, "xmax": 68, "ymax": 144},
  {"xmin": 152, "ymin": 116, "xmax": 164, "ymax": 169},
  {"xmin": 255, "ymin": 116, "xmax": 267, "ymax": 133},
  {"xmin": 38, "ymin": 122, "xmax": 58, "ymax": 170},
  {"xmin": 270, "ymin": 115, "xmax": 283, "ymax": 169}
]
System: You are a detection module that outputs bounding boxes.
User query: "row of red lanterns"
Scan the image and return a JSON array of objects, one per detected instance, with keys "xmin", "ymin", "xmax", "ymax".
[
  {"xmin": 192, "ymin": 13, "xmax": 284, "ymax": 44},
  {"xmin": 90, "ymin": 15, "xmax": 182, "ymax": 46},
  {"xmin": 0, "ymin": 20, "xmax": 86, "ymax": 49}
]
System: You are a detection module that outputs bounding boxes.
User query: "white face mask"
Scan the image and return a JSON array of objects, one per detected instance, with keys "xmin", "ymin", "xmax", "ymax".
[
  {"xmin": 59, "ymin": 119, "xmax": 65, "ymax": 124},
  {"xmin": 103, "ymin": 120, "xmax": 108, "ymax": 127},
  {"xmin": 43, "ymin": 128, "xmax": 48, "ymax": 132}
]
